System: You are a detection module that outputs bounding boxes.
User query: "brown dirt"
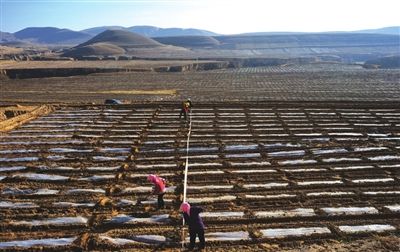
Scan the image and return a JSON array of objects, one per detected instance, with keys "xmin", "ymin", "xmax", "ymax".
[
  {"xmin": 0, "ymin": 63, "xmax": 399, "ymax": 104},
  {"xmin": 0, "ymin": 102, "xmax": 399, "ymax": 250}
]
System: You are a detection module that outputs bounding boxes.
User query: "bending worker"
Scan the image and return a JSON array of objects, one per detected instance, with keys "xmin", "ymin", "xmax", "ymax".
[
  {"xmin": 147, "ymin": 174, "xmax": 167, "ymax": 209},
  {"xmin": 180, "ymin": 202, "xmax": 205, "ymax": 250}
]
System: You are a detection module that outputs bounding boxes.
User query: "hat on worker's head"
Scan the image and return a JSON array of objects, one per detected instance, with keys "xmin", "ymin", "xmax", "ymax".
[
  {"xmin": 180, "ymin": 202, "xmax": 191, "ymax": 214},
  {"xmin": 147, "ymin": 174, "xmax": 157, "ymax": 183}
]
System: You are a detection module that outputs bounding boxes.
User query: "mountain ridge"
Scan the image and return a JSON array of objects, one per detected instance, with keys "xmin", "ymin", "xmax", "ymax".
[{"xmin": 1, "ymin": 26, "xmax": 398, "ymax": 46}]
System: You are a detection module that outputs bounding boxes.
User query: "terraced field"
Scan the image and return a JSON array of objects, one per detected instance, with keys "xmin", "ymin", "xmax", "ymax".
[
  {"xmin": 0, "ymin": 102, "xmax": 399, "ymax": 251},
  {"xmin": 1, "ymin": 63, "xmax": 399, "ymax": 104}
]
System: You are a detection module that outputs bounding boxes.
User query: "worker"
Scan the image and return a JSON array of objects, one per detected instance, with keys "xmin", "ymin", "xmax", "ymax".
[
  {"xmin": 180, "ymin": 202, "xmax": 205, "ymax": 250},
  {"xmin": 147, "ymin": 174, "xmax": 166, "ymax": 209},
  {"xmin": 179, "ymin": 98, "xmax": 192, "ymax": 121}
]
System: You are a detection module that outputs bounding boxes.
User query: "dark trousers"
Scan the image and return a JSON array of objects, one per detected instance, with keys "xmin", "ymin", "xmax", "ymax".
[
  {"xmin": 179, "ymin": 108, "xmax": 190, "ymax": 121},
  {"xmin": 189, "ymin": 229, "xmax": 205, "ymax": 250},
  {"xmin": 157, "ymin": 193, "xmax": 165, "ymax": 209},
  {"xmin": 179, "ymin": 108, "xmax": 188, "ymax": 120}
]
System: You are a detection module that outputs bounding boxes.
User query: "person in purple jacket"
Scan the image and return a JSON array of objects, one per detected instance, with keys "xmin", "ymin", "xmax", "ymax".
[{"xmin": 180, "ymin": 202, "xmax": 205, "ymax": 250}]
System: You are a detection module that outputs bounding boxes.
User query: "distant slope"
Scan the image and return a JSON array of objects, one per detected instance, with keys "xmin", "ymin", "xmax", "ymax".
[
  {"xmin": 364, "ymin": 55, "xmax": 400, "ymax": 68},
  {"xmin": 14, "ymin": 27, "xmax": 92, "ymax": 45},
  {"xmin": 240, "ymin": 26, "xmax": 400, "ymax": 36},
  {"xmin": 0, "ymin": 31, "xmax": 16, "ymax": 42},
  {"xmin": 80, "ymin": 26, "xmax": 126, "ymax": 36},
  {"xmin": 78, "ymin": 30, "xmax": 163, "ymax": 48},
  {"xmin": 80, "ymin": 25, "xmax": 218, "ymax": 37},
  {"xmin": 214, "ymin": 33, "xmax": 400, "ymax": 49},
  {"xmin": 153, "ymin": 36, "xmax": 220, "ymax": 48},
  {"xmin": 354, "ymin": 26, "xmax": 400, "ymax": 35},
  {"xmin": 129, "ymin": 26, "xmax": 218, "ymax": 37}
]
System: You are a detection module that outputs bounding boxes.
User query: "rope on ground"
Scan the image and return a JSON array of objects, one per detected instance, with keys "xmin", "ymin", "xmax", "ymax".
[{"xmin": 181, "ymin": 110, "xmax": 192, "ymax": 249}]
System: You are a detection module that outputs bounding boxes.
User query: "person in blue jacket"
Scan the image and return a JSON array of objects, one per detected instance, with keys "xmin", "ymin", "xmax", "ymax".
[{"xmin": 180, "ymin": 202, "xmax": 205, "ymax": 250}]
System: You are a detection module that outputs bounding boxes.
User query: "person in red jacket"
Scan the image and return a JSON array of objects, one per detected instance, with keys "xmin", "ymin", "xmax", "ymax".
[
  {"xmin": 180, "ymin": 202, "xmax": 205, "ymax": 250},
  {"xmin": 147, "ymin": 174, "xmax": 166, "ymax": 209}
]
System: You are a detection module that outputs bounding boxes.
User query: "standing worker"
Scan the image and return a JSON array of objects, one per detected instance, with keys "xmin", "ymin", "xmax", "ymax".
[
  {"xmin": 180, "ymin": 202, "xmax": 205, "ymax": 250},
  {"xmin": 147, "ymin": 174, "xmax": 167, "ymax": 209},
  {"xmin": 179, "ymin": 98, "xmax": 192, "ymax": 121}
]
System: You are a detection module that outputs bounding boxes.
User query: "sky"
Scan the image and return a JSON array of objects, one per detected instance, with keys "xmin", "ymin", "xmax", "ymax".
[{"xmin": 1, "ymin": 0, "xmax": 399, "ymax": 34}]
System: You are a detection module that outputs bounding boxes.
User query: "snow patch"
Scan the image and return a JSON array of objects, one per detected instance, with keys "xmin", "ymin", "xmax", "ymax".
[
  {"xmin": 0, "ymin": 149, "xmax": 39, "ymax": 154},
  {"xmin": 188, "ymin": 170, "xmax": 224, "ymax": 175},
  {"xmin": 268, "ymin": 150, "xmax": 305, "ymax": 157},
  {"xmin": 107, "ymin": 214, "xmax": 170, "ymax": 224},
  {"xmin": 225, "ymin": 144, "xmax": 258, "ymax": 151},
  {"xmin": 362, "ymin": 191, "xmax": 400, "ymax": 195},
  {"xmin": 312, "ymin": 148, "xmax": 348, "ymax": 155},
  {"xmin": 278, "ymin": 159, "xmax": 317, "ymax": 165},
  {"xmin": 332, "ymin": 165, "xmax": 374, "ymax": 171},
  {"xmin": 188, "ymin": 185, "xmax": 234, "ymax": 190},
  {"xmin": 307, "ymin": 192, "xmax": 354, "ymax": 197},
  {"xmin": 201, "ymin": 212, "xmax": 244, "ymax": 218},
  {"xmin": 385, "ymin": 205, "xmax": 400, "ymax": 212},
  {"xmin": 0, "ymin": 157, "xmax": 39, "ymax": 162},
  {"xmin": 66, "ymin": 188, "xmax": 105, "ymax": 194},
  {"xmin": 205, "ymin": 231, "xmax": 250, "ymax": 241},
  {"xmin": 0, "ymin": 237, "xmax": 77, "ymax": 249},
  {"xmin": 321, "ymin": 207, "xmax": 378, "ymax": 215},
  {"xmin": 0, "ymin": 166, "xmax": 26, "ymax": 172},
  {"xmin": 93, "ymin": 156, "xmax": 127, "ymax": 161},
  {"xmin": 339, "ymin": 224, "xmax": 396, "ymax": 233},
  {"xmin": 352, "ymin": 178, "xmax": 394, "ymax": 184},
  {"xmin": 86, "ymin": 166, "xmax": 120, "ymax": 171},
  {"xmin": 225, "ymin": 153, "xmax": 261, "ymax": 158},
  {"xmin": 0, "ymin": 201, "xmax": 38, "ymax": 208},
  {"xmin": 1, "ymin": 188, "xmax": 59, "ymax": 196},
  {"xmin": 231, "ymin": 169, "xmax": 276, "ymax": 173},
  {"xmin": 49, "ymin": 148, "xmax": 93, "ymax": 153},
  {"xmin": 354, "ymin": 147, "xmax": 388, "ymax": 152},
  {"xmin": 282, "ymin": 168, "xmax": 326, "ymax": 172},
  {"xmin": 245, "ymin": 194, "xmax": 296, "ymax": 199},
  {"xmin": 78, "ymin": 175, "xmax": 115, "ymax": 181},
  {"xmin": 230, "ymin": 161, "xmax": 271, "ymax": 166},
  {"xmin": 53, "ymin": 202, "xmax": 95, "ymax": 207},
  {"xmin": 255, "ymin": 208, "xmax": 315, "ymax": 218},
  {"xmin": 188, "ymin": 195, "xmax": 236, "ymax": 203},
  {"xmin": 188, "ymin": 163, "xmax": 222, "ymax": 168},
  {"xmin": 10, "ymin": 217, "xmax": 88, "ymax": 226},
  {"xmin": 368, "ymin": 155, "xmax": 400, "ymax": 161},
  {"xmin": 261, "ymin": 227, "xmax": 331, "ymax": 238},
  {"xmin": 322, "ymin": 157, "xmax": 361, "ymax": 163},
  {"xmin": 297, "ymin": 180, "xmax": 342, "ymax": 186},
  {"xmin": 243, "ymin": 183, "xmax": 288, "ymax": 189},
  {"xmin": 13, "ymin": 173, "xmax": 69, "ymax": 181}
]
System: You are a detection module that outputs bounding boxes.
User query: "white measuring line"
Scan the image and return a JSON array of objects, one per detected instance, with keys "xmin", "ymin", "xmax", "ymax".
[{"xmin": 181, "ymin": 110, "xmax": 192, "ymax": 249}]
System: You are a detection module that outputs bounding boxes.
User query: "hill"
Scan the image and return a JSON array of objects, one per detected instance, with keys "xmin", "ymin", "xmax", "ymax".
[
  {"xmin": 128, "ymin": 26, "xmax": 218, "ymax": 37},
  {"xmin": 80, "ymin": 26, "xmax": 126, "ymax": 36},
  {"xmin": 0, "ymin": 31, "xmax": 16, "ymax": 42},
  {"xmin": 14, "ymin": 27, "xmax": 91, "ymax": 45},
  {"xmin": 354, "ymin": 26, "xmax": 400, "ymax": 35},
  {"xmin": 78, "ymin": 29, "xmax": 163, "ymax": 48},
  {"xmin": 62, "ymin": 42, "xmax": 126, "ymax": 57},
  {"xmin": 364, "ymin": 55, "xmax": 400, "ymax": 68},
  {"xmin": 62, "ymin": 30, "xmax": 186, "ymax": 57},
  {"xmin": 214, "ymin": 33, "xmax": 400, "ymax": 50},
  {"xmin": 153, "ymin": 36, "xmax": 220, "ymax": 48},
  {"xmin": 79, "ymin": 25, "xmax": 218, "ymax": 37},
  {"xmin": 240, "ymin": 26, "xmax": 400, "ymax": 36}
]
